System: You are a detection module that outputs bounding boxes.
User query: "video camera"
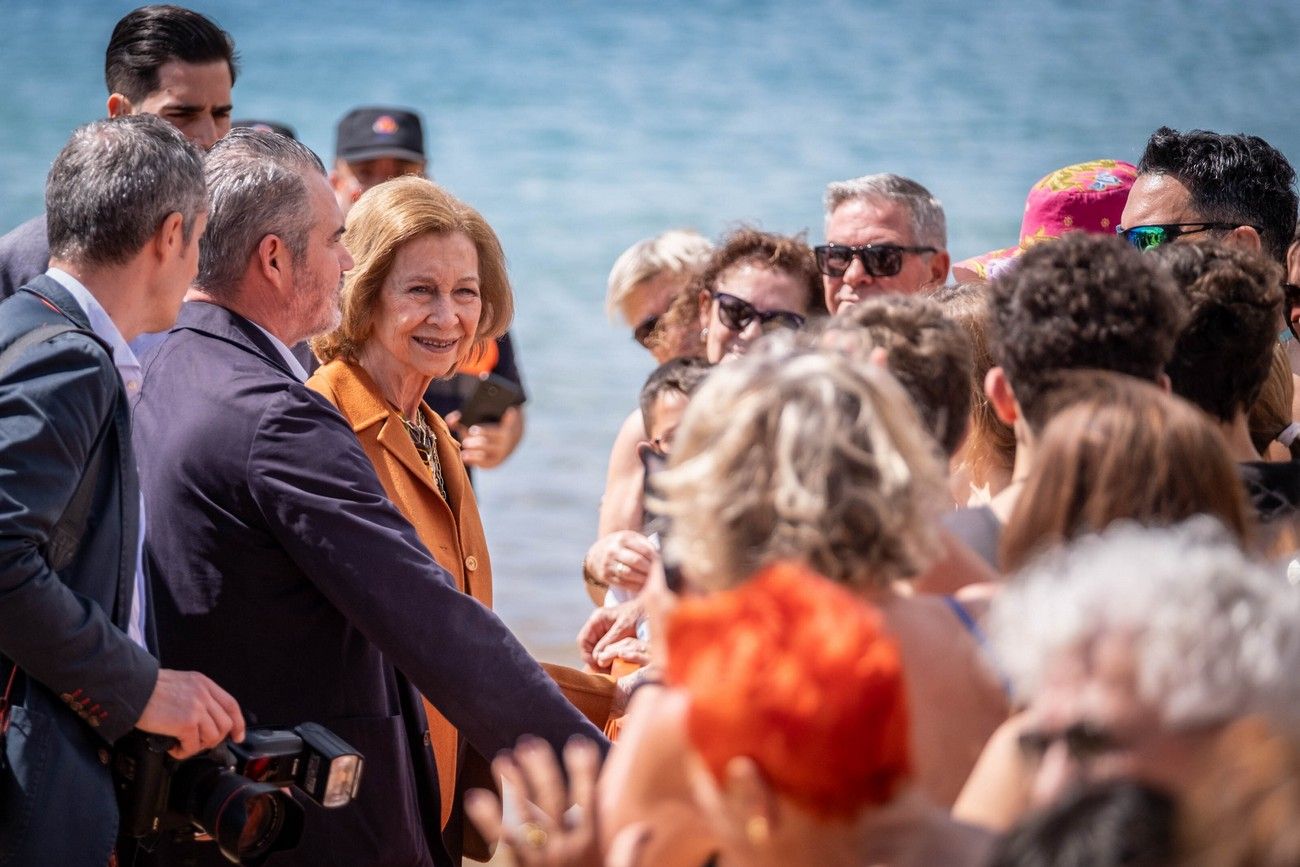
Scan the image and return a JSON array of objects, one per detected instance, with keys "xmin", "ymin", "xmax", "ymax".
[{"xmin": 112, "ymin": 722, "xmax": 363, "ymax": 865}]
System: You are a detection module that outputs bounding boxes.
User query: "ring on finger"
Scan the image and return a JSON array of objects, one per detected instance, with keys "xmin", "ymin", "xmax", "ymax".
[
  {"xmin": 521, "ymin": 821, "xmax": 548, "ymax": 848},
  {"xmin": 614, "ymin": 561, "xmax": 629, "ymax": 577}
]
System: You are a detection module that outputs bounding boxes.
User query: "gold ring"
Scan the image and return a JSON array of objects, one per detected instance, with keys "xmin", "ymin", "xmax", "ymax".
[{"xmin": 521, "ymin": 821, "xmax": 548, "ymax": 848}]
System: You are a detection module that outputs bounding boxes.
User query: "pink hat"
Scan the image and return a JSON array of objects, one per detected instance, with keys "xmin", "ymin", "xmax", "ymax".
[{"xmin": 953, "ymin": 159, "xmax": 1138, "ymax": 281}]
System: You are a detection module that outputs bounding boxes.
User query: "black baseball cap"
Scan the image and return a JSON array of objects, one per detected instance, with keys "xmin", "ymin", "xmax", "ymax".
[
  {"xmin": 335, "ymin": 106, "xmax": 425, "ymax": 163},
  {"xmin": 232, "ymin": 119, "xmax": 297, "ymax": 140}
]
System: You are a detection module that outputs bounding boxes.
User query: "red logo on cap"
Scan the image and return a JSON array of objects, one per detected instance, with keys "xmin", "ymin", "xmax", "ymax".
[{"xmin": 372, "ymin": 115, "xmax": 399, "ymax": 136}]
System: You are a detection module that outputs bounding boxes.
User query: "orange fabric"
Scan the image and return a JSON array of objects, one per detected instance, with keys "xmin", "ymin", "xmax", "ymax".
[
  {"xmin": 666, "ymin": 561, "xmax": 911, "ymax": 820},
  {"xmin": 458, "ymin": 340, "xmax": 500, "ymax": 377},
  {"xmin": 308, "ymin": 358, "xmax": 492, "ymax": 830}
]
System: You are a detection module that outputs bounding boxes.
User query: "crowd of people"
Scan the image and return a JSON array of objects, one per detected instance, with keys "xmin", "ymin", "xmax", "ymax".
[{"xmin": 3, "ymin": 5, "xmax": 1300, "ymax": 867}]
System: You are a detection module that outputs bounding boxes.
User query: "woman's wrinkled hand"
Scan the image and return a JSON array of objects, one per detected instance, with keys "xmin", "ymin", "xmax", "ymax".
[{"xmin": 577, "ymin": 598, "xmax": 644, "ymax": 672}]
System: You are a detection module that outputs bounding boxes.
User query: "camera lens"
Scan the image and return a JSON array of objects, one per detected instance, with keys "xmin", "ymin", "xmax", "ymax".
[{"xmin": 175, "ymin": 763, "xmax": 303, "ymax": 862}]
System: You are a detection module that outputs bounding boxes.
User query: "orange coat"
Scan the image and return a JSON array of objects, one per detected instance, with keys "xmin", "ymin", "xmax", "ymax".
[{"xmin": 307, "ymin": 357, "xmax": 490, "ymax": 831}]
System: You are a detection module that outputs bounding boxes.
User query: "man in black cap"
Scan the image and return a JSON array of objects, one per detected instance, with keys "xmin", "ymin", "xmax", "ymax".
[
  {"xmin": 330, "ymin": 105, "xmax": 428, "ymax": 219},
  {"xmin": 320, "ymin": 104, "xmax": 529, "ymax": 471}
]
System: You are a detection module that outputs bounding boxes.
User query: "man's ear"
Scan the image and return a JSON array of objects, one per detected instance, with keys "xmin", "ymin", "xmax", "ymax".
[
  {"xmin": 929, "ymin": 249, "xmax": 951, "ymax": 286},
  {"xmin": 1156, "ymin": 372, "xmax": 1172, "ymax": 394},
  {"xmin": 1225, "ymin": 224, "xmax": 1263, "ymax": 256},
  {"xmin": 154, "ymin": 211, "xmax": 186, "ymax": 262},
  {"xmin": 106, "ymin": 92, "xmax": 132, "ymax": 119},
  {"xmin": 698, "ymin": 289, "xmax": 712, "ymax": 330},
  {"xmin": 985, "ymin": 366, "xmax": 1020, "ymax": 425},
  {"xmin": 257, "ymin": 234, "xmax": 289, "ymax": 289}
]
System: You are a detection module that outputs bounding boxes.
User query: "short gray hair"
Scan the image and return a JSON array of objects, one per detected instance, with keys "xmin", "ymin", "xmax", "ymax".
[
  {"xmin": 198, "ymin": 127, "xmax": 326, "ymax": 299},
  {"xmin": 991, "ymin": 518, "xmax": 1300, "ymax": 731},
  {"xmin": 656, "ymin": 335, "xmax": 945, "ymax": 590},
  {"xmin": 46, "ymin": 115, "xmax": 205, "ymax": 267},
  {"xmin": 823, "ymin": 173, "xmax": 947, "ymax": 250}
]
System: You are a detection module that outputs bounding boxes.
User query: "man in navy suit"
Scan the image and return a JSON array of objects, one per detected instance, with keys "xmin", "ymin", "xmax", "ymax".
[
  {"xmin": 0, "ymin": 116, "xmax": 244, "ymax": 866},
  {"xmin": 134, "ymin": 128, "xmax": 606, "ymax": 866}
]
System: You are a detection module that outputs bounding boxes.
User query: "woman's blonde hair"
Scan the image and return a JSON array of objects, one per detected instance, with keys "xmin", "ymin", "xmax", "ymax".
[
  {"xmin": 312, "ymin": 176, "xmax": 513, "ymax": 364},
  {"xmin": 655, "ymin": 338, "xmax": 945, "ymax": 590}
]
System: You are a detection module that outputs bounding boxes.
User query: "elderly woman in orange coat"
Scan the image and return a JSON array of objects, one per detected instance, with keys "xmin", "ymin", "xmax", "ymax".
[{"xmin": 308, "ymin": 176, "xmax": 611, "ymax": 856}]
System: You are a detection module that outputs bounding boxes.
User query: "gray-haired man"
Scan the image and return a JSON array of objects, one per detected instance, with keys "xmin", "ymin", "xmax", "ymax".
[
  {"xmin": 0, "ymin": 115, "xmax": 244, "ymax": 867},
  {"xmin": 817, "ymin": 173, "xmax": 950, "ymax": 313}
]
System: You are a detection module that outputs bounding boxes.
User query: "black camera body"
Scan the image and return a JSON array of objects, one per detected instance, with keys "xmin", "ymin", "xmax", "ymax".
[{"xmin": 113, "ymin": 723, "xmax": 363, "ymax": 865}]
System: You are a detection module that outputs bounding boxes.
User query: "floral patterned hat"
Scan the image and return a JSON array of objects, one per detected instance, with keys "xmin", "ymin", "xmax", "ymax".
[{"xmin": 953, "ymin": 159, "xmax": 1138, "ymax": 281}]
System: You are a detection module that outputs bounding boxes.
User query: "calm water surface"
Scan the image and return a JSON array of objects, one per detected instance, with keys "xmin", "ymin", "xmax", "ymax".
[{"xmin": 3, "ymin": 0, "xmax": 1299, "ymax": 661}]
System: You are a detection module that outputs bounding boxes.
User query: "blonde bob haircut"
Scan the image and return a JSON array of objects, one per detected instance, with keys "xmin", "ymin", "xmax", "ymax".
[
  {"xmin": 604, "ymin": 229, "xmax": 712, "ymax": 324},
  {"xmin": 312, "ymin": 176, "xmax": 513, "ymax": 365},
  {"xmin": 655, "ymin": 337, "xmax": 945, "ymax": 591}
]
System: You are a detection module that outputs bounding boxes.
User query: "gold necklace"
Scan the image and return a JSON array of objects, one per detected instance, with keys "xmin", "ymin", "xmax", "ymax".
[{"xmin": 401, "ymin": 413, "xmax": 447, "ymax": 500}]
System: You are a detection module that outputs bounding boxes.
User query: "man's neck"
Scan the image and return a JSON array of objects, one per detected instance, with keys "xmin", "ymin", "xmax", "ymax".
[
  {"xmin": 186, "ymin": 287, "xmax": 298, "ymax": 347},
  {"xmin": 989, "ymin": 427, "xmax": 1036, "ymax": 524},
  {"xmin": 48, "ymin": 258, "xmax": 150, "ymax": 342}
]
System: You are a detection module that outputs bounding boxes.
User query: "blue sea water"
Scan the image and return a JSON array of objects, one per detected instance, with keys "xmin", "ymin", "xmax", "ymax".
[{"xmin": 3, "ymin": 0, "xmax": 1299, "ymax": 660}]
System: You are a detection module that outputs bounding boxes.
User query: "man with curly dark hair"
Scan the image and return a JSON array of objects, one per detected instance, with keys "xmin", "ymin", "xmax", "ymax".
[{"xmin": 981, "ymin": 233, "xmax": 1186, "ymax": 529}]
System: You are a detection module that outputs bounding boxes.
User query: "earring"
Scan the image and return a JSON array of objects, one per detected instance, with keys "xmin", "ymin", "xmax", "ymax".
[
  {"xmin": 699, "ymin": 327, "xmax": 709, "ymax": 341},
  {"xmin": 745, "ymin": 816, "xmax": 769, "ymax": 846}
]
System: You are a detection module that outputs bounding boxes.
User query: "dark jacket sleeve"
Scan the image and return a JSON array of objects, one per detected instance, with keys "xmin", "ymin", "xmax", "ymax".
[
  {"xmin": 246, "ymin": 388, "xmax": 606, "ymax": 760},
  {"xmin": 0, "ymin": 334, "xmax": 158, "ymax": 743},
  {"xmin": 0, "ymin": 215, "xmax": 51, "ymax": 301}
]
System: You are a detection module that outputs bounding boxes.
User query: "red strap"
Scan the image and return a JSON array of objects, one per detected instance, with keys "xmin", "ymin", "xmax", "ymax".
[{"xmin": 0, "ymin": 666, "xmax": 17, "ymax": 735}]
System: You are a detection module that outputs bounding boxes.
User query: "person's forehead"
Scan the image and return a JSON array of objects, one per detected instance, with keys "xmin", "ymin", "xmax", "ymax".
[
  {"xmin": 1121, "ymin": 173, "xmax": 1198, "ymax": 226},
  {"xmin": 149, "ymin": 58, "xmax": 232, "ymax": 102},
  {"xmin": 1035, "ymin": 635, "xmax": 1144, "ymax": 727},
  {"xmin": 826, "ymin": 197, "xmax": 915, "ymax": 244},
  {"xmin": 306, "ymin": 172, "xmax": 342, "ymax": 229}
]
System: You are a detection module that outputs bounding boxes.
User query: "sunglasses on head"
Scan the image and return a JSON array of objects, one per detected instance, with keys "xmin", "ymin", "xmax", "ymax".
[
  {"xmin": 632, "ymin": 314, "xmax": 660, "ymax": 348},
  {"xmin": 712, "ymin": 291, "xmax": 806, "ymax": 334},
  {"xmin": 814, "ymin": 243, "xmax": 937, "ymax": 279},
  {"xmin": 1115, "ymin": 222, "xmax": 1253, "ymax": 251}
]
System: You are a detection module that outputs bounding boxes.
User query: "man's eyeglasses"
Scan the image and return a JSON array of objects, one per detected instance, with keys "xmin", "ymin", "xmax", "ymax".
[
  {"xmin": 1016, "ymin": 722, "xmax": 1121, "ymax": 764},
  {"xmin": 633, "ymin": 315, "xmax": 660, "ymax": 348},
  {"xmin": 814, "ymin": 243, "xmax": 937, "ymax": 279},
  {"xmin": 712, "ymin": 291, "xmax": 806, "ymax": 334},
  {"xmin": 1115, "ymin": 222, "xmax": 1254, "ymax": 251}
]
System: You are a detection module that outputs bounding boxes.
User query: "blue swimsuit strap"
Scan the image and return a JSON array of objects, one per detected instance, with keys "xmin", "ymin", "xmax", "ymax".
[{"xmin": 943, "ymin": 595, "xmax": 1013, "ymax": 697}]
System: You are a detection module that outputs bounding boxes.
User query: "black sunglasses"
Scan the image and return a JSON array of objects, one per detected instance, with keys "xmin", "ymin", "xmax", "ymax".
[
  {"xmin": 814, "ymin": 243, "xmax": 937, "ymax": 278},
  {"xmin": 1016, "ymin": 722, "xmax": 1120, "ymax": 764},
  {"xmin": 712, "ymin": 291, "xmax": 805, "ymax": 333},
  {"xmin": 632, "ymin": 314, "xmax": 660, "ymax": 348},
  {"xmin": 1115, "ymin": 222, "xmax": 1254, "ymax": 251}
]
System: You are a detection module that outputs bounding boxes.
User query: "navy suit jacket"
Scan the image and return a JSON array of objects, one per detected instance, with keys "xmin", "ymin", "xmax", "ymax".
[
  {"xmin": 0, "ymin": 276, "xmax": 158, "ymax": 866},
  {"xmin": 134, "ymin": 301, "xmax": 605, "ymax": 866},
  {"xmin": 0, "ymin": 215, "xmax": 50, "ymax": 301}
]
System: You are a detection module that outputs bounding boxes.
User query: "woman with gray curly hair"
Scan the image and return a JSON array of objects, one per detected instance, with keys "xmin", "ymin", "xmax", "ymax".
[{"xmin": 591, "ymin": 341, "xmax": 1008, "ymax": 866}]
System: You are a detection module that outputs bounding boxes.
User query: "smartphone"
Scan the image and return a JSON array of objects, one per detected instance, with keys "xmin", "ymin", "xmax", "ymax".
[{"xmin": 456, "ymin": 372, "xmax": 525, "ymax": 427}]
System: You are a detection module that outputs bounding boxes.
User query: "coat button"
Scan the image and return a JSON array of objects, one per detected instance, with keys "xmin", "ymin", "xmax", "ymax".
[
  {"xmin": 423, "ymin": 730, "xmax": 432, "ymax": 747},
  {"xmin": 465, "ymin": 555, "xmax": 478, "ymax": 571},
  {"xmin": 98, "ymin": 749, "xmax": 111, "ymax": 766}
]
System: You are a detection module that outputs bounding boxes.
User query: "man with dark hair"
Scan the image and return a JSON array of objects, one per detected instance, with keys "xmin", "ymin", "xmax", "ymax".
[
  {"xmin": 1155, "ymin": 242, "xmax": 1300, "ymax": 522},
  {"xmin": 134, "ymin": 128, "xmax": 604, "ymax": 865},
  {"xmin": 0, "ymin": 115, "xmax": 243, "ymax": 867},
  {"xmin": 0, "ymin": 4, "xmax": 237, "ymax": 299},
  {"xmin": 952, "ymin": 233, "xmax": 1185, "ymax": 559},
  {"xmin": 824, "ymin": 294, "xmax": 973, "ymax": 458},
  {"xmin": 1120, "ymin": 127, "xmax": 1298, "ymax": 267}
]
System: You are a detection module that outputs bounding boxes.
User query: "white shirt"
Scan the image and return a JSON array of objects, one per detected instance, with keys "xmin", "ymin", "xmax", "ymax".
[
  {"xmin": 45, "ymin": 268, "xmax": 149, "ymax": 650},
  {"xmin": 251, "ymin": 322, "xmax": 309, "ymax": 382}
]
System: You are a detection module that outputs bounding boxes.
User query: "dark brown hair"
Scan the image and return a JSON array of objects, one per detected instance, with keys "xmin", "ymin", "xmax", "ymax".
[{"xmin": 693, "ymin": 226, "xmax": 826, "ymax": 319}]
